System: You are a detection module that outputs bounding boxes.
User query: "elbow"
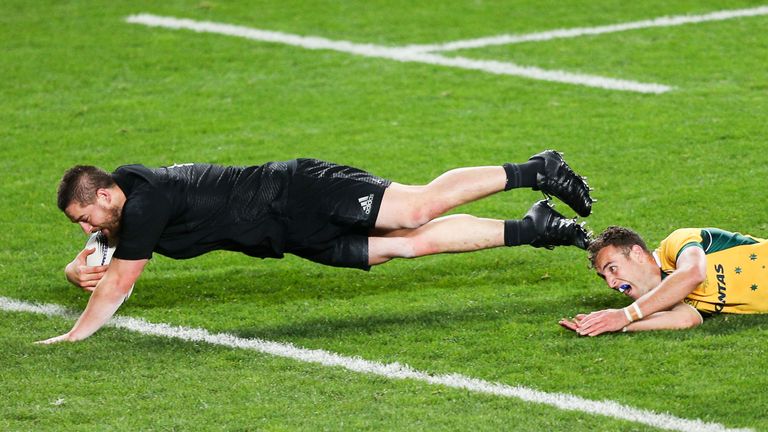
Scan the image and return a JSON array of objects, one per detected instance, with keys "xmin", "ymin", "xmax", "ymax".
[
  {"xmin": 683, "ymin": 315, "xmax": 703, "ymax": 329},
  {"xmin": 680, "ymin": 305, "xmax": 704, "ymax": 329},
  {"xmin": 682, "ymin": 264, "xmax": 707, "ymax": 288},
  {"xmin": 692, "ymin": 268, "xmax": 707, "ymax": 285}
]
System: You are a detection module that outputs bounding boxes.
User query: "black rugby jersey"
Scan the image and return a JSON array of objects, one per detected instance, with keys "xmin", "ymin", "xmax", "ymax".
[{"xmin": 111, "ymin": 163, "xmax": 290, "ymax": 260}]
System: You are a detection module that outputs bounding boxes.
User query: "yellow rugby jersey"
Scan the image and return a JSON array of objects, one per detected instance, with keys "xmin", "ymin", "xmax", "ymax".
[{"xmin": 655, "ymin": 228, "xmax": 768, "ymax": 314}]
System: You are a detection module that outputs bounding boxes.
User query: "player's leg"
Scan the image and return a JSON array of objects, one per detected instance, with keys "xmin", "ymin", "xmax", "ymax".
[
  {"xmin": 369, "ymin": 200, "xmax": 591, "ymax": 266},
  {"xmin": 375, "ymin": 150, "xmax": 593, "ymax": 231},
  {"xmin": 369, "ymin": 215, "xmax": 504, "ymax": 265},
  {"xmin": 374, "ymin": 166, "xmax": 507, "ymax": 230}
]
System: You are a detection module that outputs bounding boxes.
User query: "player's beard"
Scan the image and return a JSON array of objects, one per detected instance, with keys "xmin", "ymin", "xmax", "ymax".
[{"xmin": 100, "ymin": 203, "xmax": 122, "ymax": 243}]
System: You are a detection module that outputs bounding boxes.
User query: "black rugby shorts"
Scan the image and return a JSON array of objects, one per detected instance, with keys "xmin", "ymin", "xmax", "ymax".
[{"xmin": 282, "ymin": 159, "xmax": 392, "ymax": 270}]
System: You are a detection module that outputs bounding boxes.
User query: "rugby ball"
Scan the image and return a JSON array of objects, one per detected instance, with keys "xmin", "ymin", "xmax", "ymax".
[
  {"xmin": 84, "ymin": 231, "xmax": 133, "ymax": 301},
  {"xmin": 85, "ymin": 231, "xmax": 116, "ymax": 266}
]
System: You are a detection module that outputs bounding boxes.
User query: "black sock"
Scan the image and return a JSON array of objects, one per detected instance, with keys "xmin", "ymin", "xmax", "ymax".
[
  {"xmin": 504, "ymin": 218, "xmax": 536, "ymax": 246},
  {"xmin": 503, "ymin": 159, "xmax": 543, "ymax": 190}
]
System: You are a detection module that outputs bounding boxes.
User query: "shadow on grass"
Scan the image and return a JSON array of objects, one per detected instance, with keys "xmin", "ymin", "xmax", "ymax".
[
  {"xmin": 695, "ymin": 313, "xmax": 768, "ymax": 335},
  {"xmin": 228, "ymin": 301, "xmax": 519, "ymax": 341},
  {"xmin": 228, "ymin": 301, "xmax": 768, "ymax": 342},
  {"xmin": 113, "ymin": 253, "xmax": 573, "ymax": 309}
]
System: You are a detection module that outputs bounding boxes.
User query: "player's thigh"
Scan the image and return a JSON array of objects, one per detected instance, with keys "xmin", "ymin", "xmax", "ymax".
[{"xmin": 375, "ymin": 183, "xmax": 432, "ymax": 230}]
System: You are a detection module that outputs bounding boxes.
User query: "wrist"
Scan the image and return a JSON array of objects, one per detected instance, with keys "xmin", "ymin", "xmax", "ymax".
[
  {"xmin": 622, "ymin": 306, "xmax": 633, "ymax": 324},
  {"xmin": 63, "ymin": 331, "xmax": 79, "ymax": 342},
  {"xmin": 623, "ymin": 303, "xmax": 644, "ymax": 323}
]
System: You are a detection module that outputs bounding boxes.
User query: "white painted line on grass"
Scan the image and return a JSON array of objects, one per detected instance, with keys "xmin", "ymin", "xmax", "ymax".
[
  {"xmin": 402, "ymin": 5, "xmax": 768, "ymax": 52},
  {"xmin": 125, "ymin": 14, "xmax": 671, "ymax": 94},
  {"xmin": 2, "ymin": 296, "xmax": 751, "ymax": 432}
]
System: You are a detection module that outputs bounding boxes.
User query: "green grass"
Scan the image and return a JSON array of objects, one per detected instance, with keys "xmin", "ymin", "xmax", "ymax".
[{"xmin": 2, "ymin": 0, "xmax": 768, "ymax": 430}]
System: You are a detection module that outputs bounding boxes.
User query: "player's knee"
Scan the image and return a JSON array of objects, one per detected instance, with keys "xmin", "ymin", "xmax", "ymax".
[
  {"xmin": 401, "ymin": 202, "xmax": 444, "ymax": 229},
  {"xmin": 404, "ymin": 236, "xmax": 438, "ymax": 258},
  {"xmin": 404, "ymin": 209, "xmax": 431, "ymax": 229},
  {"xmin": 381, "ymin": 185, "xmax": 447, "ymax": 229}
]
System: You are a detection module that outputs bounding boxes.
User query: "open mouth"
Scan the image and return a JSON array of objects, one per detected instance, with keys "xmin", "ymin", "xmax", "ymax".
[{"xmin": 618, "ymin": 284, "xmax": 632, "ymax": 295}]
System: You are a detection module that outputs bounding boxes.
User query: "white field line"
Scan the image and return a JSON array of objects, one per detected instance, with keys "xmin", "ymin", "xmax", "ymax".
[
  {"xmin": 402, "ymin": 5, "xmax": 768, "ymax": 52},
  {"xmin": 2, "ymin": 296, "xmax": 752, "ymax": 432},
  {"xmin": 125, "ymin": 14, "xmax": 671, "ymax": 94}
]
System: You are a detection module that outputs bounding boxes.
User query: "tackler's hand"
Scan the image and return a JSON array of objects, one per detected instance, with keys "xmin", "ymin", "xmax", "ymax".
[
  {"xmin": 558, "ymin": 314, "xmax": 587, "ymax": 333},
  {"xmin": 575, "ymin": 309, "xmax": 628, "ymax": 337}
]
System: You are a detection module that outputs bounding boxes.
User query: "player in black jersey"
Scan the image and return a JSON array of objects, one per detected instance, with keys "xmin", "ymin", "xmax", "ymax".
[{"xmin": 39, "ymin": 151, "xmax": 593, "ymax": 344}]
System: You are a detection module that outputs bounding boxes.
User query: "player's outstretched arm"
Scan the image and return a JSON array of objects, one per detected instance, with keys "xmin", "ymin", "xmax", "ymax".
[
  {"xmin": 65, "ymin": 247, "xmax": 109, "ymax": 291},
  {"xmin": 38, "ymin": 258, "xmax": 147, "ymax": 344},
  {"xmin": 560, "ymin": 303, "xmax": 703, "ymax": 336},
  {"xmin": 575, "ymin": 247, "xmax": 707, "ymax": 336},
  {"xmin": 619, "ymin": 303, "xmax": 703, "ymax": 332}
]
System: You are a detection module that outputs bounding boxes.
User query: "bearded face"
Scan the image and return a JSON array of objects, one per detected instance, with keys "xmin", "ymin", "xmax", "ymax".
[
  {"xmin": 65, "ymin": 198, "xmax": 123, "ymax": 242},
  {"xmin": 99, "ymin": 202, "xmax": 123, "ymax": 242}
]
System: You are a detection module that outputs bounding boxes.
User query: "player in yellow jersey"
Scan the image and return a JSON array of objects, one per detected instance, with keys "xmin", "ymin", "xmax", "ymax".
[{"xmin": 559, "ymin": 226, "xmax": 768, "ymax": 336}]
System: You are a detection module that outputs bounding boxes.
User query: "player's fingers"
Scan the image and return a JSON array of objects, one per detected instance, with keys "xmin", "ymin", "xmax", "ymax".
[
  {"xmin": 579, "ymin": 311, "xmax": 607, "ymax": 328},
  {"xmin": 77, "ymin": 272, "xmax": 103, "ymax": 287},
  {"xmin": 82, "ymin": 265, "xmax": 109, "ymax": 274},
  {"xmin": 587, "ymin": 319, "xmax": 615, "ymax": 336},
  {"xmin": 78, "ymin": 265, "xmax": 107, "ymax": 278},
  {"xmin": 35, "ymin": 335, "xmax": 67, "ymax": 344},
  {"xmin": 81, "ymin": 272, "xmax": 106, "ymax": 282},
  {"xmin": 577, "ymin": 317, "xmax": 596, "ymax": 330},
  {"xmin": 77, "ymin": 247, "xmax": 97, "ymax": 260},
  {"xmin": 79, "ymin": 278, "xmax": 99, "ymax": 288},
  {"xmin": 577, "ymin": 318, "xmax": 602, "ymax": 335}
]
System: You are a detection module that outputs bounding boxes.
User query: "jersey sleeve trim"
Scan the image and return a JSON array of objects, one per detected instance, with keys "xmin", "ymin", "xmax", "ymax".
[
  {"xmin": 700, "ymin": 228, "xmax": 759, "ymax": 254},
  {"xmin": 675, "ymin": 241, "xmax": 703, "ymax": 262}
]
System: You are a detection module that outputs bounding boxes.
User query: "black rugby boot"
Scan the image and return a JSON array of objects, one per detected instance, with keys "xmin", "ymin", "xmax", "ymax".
[
  {"xmin": 529, "ymin": 150, "xmax": 593, "ymax": 217},
  {"xmin": 524, "ymin": 200, "xmax": 591, "ymax": 250}
]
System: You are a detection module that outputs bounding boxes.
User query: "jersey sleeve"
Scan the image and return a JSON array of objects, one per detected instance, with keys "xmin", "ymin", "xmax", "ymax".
[
  {"xmin": 655, "ymin": 228, "xmax": 704, "ymax": 272},
  {"xmin": 113, "ymin": 188, "xmax": 171, "ymax": 260}
]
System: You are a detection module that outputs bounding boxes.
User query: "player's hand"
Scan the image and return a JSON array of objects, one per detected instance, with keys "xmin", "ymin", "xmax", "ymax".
[
  {"xmin": 65, "ymin": 248, "xmax": 109, "ymax": 292},
  {"xmin": 575, "ymin": 309, "xmax": 628, "ymax": 336},
  {"xmin": 35, "ymin": 333, "xmax": 73, "ymax": 345},
  {"xmin": 559, "ymin": 314, "xmax": 586, "ymax": 333}
]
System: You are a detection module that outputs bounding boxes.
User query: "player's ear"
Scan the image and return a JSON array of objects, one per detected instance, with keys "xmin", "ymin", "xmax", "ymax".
[
  {"xmin": 629, "ymin": 244, "xmax": 646, "ymax": 261},
  {"xmin": 95, "ymin": 188, "xmax": 111, "ymax": 203}
]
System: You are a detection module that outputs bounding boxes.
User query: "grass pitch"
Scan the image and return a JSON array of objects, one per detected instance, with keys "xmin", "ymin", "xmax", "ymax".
[{"xmin": 2, "ymin": 0, "xmax": 767, "ymax": 430}]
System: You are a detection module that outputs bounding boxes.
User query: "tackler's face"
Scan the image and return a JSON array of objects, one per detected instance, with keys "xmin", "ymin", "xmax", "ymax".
[
  {"xmin": 593, "ymin": 244, "xmax": 654, "ymax": 300},
  {"xmin": 65, "ymin": 189, "xmax": 122, "ymax": 241}
]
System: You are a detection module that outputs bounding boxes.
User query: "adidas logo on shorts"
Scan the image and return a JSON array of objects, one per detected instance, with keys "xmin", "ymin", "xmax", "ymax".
[{"xmin": 358, "ymin": 194, "xmax": 374, "ymax": 215}]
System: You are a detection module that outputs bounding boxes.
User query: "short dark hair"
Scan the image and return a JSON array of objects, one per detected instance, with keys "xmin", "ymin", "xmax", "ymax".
[
  {"xmin": 57, "ymin": 165, "xmax": 114, "ymax": 211},
  {"xmin": 587, "ymin": 226, "xmax": 650, "ymax": 268}
]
